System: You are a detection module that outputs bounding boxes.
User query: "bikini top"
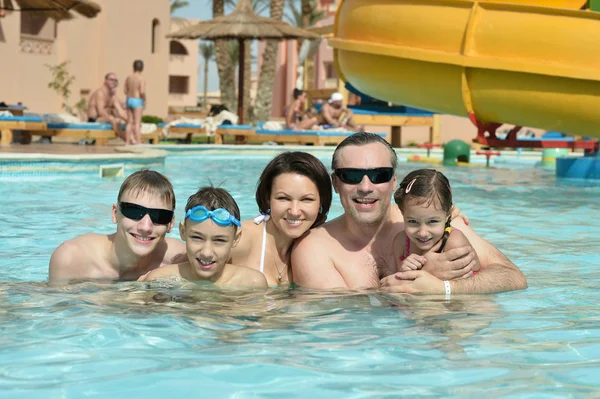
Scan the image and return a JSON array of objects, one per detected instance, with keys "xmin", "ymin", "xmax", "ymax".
[{"xmin": 253, "ymin": 213, "xmax": 270, "ymax": 274}]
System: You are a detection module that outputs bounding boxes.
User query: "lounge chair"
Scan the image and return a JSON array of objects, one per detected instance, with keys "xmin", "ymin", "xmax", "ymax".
[
  {"xmin": 253, "ymin": 127, "xmax": 386, "ymax": 146},
  {"xmin": 0, "ymin": 114, "xmax": 47, "ymax": 146},
  {"xmin": 43, "ymin": 122, "xmax": 161, "ymax": 145},
  {"xmin": 215, "ymin": 125, "xmax": 255, "ymax": 144},
  {"xmin": 158, "ymin": 122, "xmax": 212, "ymax": 144},
  {"xmin": 349, "ymin": 106, "xmax": 438, "ymax": 147}
]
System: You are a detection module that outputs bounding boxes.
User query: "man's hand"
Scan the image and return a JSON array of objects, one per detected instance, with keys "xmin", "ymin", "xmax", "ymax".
[
  {"xmin": 399, "ymin": 253, "xmax": 426, "ymax": 271},
  {"xmin": 380, "ymin": 270, "xmax": 444, "ymax": 294},
  {"xmin": 422, "ymin": 246, "xmax": 475, "ymax": 280},
  {"xmin": 450, "ymin": 206, "xmax": 470, "ymax": 225}
]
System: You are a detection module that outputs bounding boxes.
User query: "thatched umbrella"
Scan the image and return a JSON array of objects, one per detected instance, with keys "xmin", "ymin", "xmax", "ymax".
[
  {"xmin": 168, "ymin": 0, "xmax": 319, "ymax": 124},
  {"xmin": 0, "ymin": 0, "xmax": 101, "ymax": 20}
]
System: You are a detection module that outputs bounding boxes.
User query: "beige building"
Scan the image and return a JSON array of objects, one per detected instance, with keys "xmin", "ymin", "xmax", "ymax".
[
  {"xmin": 0, "ymin": 0, "xmax": 198, "ymax": 119},
  {"xmin": 168, "ymin": 17, "xmax": 199, "ymax": 109}
]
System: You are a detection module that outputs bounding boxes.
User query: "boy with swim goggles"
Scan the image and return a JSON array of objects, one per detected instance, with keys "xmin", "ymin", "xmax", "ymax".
[{"xmin": 141, "ymin": 186, "xmax": 267, "ymax": 288}]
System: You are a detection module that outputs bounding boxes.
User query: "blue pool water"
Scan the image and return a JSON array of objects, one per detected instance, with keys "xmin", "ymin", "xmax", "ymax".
[{"xmin": 2, "ymin": 152, "xmax": 600, "ymax": 398}]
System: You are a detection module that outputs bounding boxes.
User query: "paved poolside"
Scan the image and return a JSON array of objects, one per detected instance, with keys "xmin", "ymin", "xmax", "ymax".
[{"xmin": 0, "ymin": 143, "xmax": 122, "ymax": 155}]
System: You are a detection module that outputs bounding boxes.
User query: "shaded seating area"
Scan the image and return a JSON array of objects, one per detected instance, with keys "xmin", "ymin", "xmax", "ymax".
[{"xmin": 306, "ymin": 84, "xmax": 440, "ymax": 147}]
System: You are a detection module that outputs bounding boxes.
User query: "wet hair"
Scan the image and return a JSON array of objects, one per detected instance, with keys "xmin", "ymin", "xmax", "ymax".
[
  {"xmin": 185, "ymin": 186, "xmax": 240, "ymax": 227},
  {"xmin": 395, "ymin": 169, "xmax": 453, "ymax": 252},
  {"xmin": 292, "ymin": 88, "xmax": 304, "ymax": 100},
  {"xmin": 332, "ymin": 132, "xmax": 397, "ymax": 170},
  {"xmin": 256, "ymin": 152, "xmax": 332, "ymax": 228},
  {"xmin": 117, "ymin": 169, "xmax": 175, "ymax": 210},
  {"xmin": 133, "ymin": 60, "xmax": 144, "ymax": 72}
]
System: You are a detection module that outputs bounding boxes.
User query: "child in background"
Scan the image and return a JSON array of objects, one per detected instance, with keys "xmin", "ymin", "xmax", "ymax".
[
  {"xmin": 393, "ymin": 169, "xmax": 481, "ymax": 274},
  {"xmin": 143, "ymin": 187, "xmax": 267, "ymax": 289}
]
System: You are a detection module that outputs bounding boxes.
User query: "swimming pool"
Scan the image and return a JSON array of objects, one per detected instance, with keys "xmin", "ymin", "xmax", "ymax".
[{"xmin": 2, "ymin": 152, "xmax": 600, "ymax": 397}]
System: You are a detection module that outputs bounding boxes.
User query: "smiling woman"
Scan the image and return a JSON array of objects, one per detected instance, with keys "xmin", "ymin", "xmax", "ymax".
[{"xmin": 228, "ymin": 151, "xmax": 332, "ymax": 287}]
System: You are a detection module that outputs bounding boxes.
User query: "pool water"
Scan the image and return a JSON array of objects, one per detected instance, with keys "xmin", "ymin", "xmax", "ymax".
[{"xmin": 2, "ymin": 153, "xmax": 600, "ymax": 398}]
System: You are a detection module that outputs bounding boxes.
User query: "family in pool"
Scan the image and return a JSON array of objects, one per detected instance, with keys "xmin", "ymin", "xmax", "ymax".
[{"xmin": 48, "ymin": 132, "xmax": 527, "ymax": 295}]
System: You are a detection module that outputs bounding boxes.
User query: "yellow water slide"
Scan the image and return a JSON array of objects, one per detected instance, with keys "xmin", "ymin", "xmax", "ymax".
[{"xmin": 329, "ymin": 0, "xmax": 600, "ymax": 137}]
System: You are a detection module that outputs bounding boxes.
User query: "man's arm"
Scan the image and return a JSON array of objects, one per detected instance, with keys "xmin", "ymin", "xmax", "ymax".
[
  {"xmin": 291, "ymin": 231, "xmax": 347, "ymax": 289},
  {"xmin": 382, "ymin": 218, "xmax": 527, "ymax": 293},
  {"xmin": 285, "ymin": 105, "xmax": 295, "ymax": 128},
  {"xmin": 110, "ymin": 96, "xmax": 128, "ymax": 121},
  {"xmin": 320, "ymin": 105, "xmax": 339, "ymax": 126},
  {"xmin": 95, "ymin": 91, "xmax": 113, "ymax": 120},
  {"xmin": 382, "ymin": 261, "xmax": 526, "ymax": 294}
]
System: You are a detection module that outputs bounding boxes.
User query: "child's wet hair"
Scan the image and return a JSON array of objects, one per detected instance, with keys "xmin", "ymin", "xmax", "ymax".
[
  {"xmin": 117, "ymin": 169, "xmax": 175, "ymax": 210},
  {"xmin": 395, "ymin": 169, "xmax": 452, "ymax": 214},
  {"xmin": 185, "ymin": 186, "xmax": 240, "ymax": 225}
]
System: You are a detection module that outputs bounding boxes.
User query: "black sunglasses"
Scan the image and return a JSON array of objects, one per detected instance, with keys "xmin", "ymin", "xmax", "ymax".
[
  {"xmin": 119, "ymin": 202, "xmax": 174, "ymax": 225},
  {"xmin": 334, "ymin": 168, "xmax": 395, "ymax": 185}
]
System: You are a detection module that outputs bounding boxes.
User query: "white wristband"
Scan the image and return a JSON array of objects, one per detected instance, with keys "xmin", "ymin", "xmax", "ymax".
[{"xmin": 444, "ymin": 280, "xmax": 451, "ymax": 300}]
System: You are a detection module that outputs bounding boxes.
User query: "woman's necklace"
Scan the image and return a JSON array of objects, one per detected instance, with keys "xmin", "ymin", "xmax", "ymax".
[{"xmin": 269, "ymin": 238, "xmax": 288, "ymax": 285}]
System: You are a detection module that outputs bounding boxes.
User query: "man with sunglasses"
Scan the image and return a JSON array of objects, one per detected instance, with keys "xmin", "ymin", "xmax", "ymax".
[
  {"xmin": 292, "ymin": 132, "xmax": 527, "ymax": 294},
  {"xmin": 49, "ymin": 170, "xmax": 186, "ymax": 283}
]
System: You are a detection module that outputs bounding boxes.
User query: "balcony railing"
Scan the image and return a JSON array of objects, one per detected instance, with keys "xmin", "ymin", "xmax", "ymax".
[{"xmin": 20, "ymin": 34, "xmax": 53, "ymax": 55}]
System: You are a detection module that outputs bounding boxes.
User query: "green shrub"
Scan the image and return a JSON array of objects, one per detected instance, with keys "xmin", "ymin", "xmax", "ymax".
[{"xmin": 142, "ymin": 115, "xmax": 164, "ymax": 124}]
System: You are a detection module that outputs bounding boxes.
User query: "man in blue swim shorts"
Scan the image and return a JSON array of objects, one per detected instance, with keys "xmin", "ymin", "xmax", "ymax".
[{"xmin": 124, "ymin": 60, "xmax": 146, "ymax": 145}]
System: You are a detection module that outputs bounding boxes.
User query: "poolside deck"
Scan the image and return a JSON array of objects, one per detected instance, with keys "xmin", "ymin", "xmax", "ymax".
[{"xmin": 0, "ymin": 143, "xmax": 122, "ymax": 155}]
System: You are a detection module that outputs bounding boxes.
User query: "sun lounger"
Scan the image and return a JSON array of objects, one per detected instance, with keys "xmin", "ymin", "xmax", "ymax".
[
  {"xmin": 215, "ymin": 124, "xmax": 255, "ymax": 144},
  {"xmin": 0, "ymin": 114, "xmax": 47, "ymax": 146},
  {"xmin": 43, "ymin": 122, "xmax": 160, "ymax": 145},
  {"xmin": 158, "ymin": 122, "xmax": 213, "ymax": 144},
  {"xmin": 253, "ymin": 128, "xmax": 386, "ymax": 146},
  {"xmin": 349, "ymin": 106, "xmax": 438, "ymax": 147}
]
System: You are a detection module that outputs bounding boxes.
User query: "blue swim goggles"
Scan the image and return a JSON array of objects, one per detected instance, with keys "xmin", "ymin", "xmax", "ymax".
[{"xmin": 184, "ymin": 205, "xmax": 241, "ymax": 227}]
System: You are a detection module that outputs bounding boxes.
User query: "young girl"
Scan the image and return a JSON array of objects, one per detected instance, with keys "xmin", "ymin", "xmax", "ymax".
[{"xmin": 393, "ymin": 169, "xmax": 481, "ymax": 274}]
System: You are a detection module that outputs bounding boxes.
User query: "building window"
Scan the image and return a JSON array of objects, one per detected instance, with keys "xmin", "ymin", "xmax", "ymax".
[
  {"xmin": 169, "ymin": 40, "xmax": 188, "ymax": 55},
  {"xmin": 20, "ymin": 13, "xmax": 56, "ymax": 54},
  {"xmin": 151, "ymin": 19, "xmax": 160, "ymax": 54},
  {"xmin": 324, "ymin": 61, "xmax": 337, "ymax": 80},
  {"xmin": 169, "ymin": 76, "xmax": 189, "ymax": 94}
]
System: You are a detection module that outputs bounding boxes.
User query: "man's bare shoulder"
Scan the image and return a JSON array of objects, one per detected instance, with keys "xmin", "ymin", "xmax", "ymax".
[
  {"xmin": 296, "ymin": 217, "xmax": 343, "ymax": 247},
  {"xmin": 163, "ymin": 237, "xmax": 186, "ymax": 264},
  {"xmin": 49, "ymin": 233, "xmax": 109, "ymax": 281},
  {"xmin": 53, "ymin": 233, "xmax": 108, "ymax": 259},
  {"xmin": 146, "ymin": 262, "xmax": 187, "ymax": 281}
]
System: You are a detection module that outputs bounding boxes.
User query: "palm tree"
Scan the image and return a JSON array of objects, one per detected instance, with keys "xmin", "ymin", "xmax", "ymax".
[
  {"xmin": 285, "ymin": 0, "xmax": 325, "ymax": 53},
  {"xmin": 253, "ymin": 0, "xmax": 285, "ymax": 122},
  {"xmin": 213, "ymin": 0, "xmax": 235, "ymax": 110},
  {"xmin": 170, "ymin": 0, "xmax": 190, "ymax": 14},
  {"xmin": 199, "ymin": 42, "xmax": 215, "ymax": 111},
  {"xmin": 285, "ymin": 0, "xmax": 325, "ymax": 29}
]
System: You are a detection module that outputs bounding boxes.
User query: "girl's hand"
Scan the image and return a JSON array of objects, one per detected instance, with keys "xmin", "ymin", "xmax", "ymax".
[{"xmin": 400, "ymin": 253, "xmax": 426, "ymax": 271}]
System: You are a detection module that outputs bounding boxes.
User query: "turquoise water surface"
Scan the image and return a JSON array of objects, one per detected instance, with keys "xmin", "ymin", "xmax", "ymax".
[{"xmin": 2, "ymin": 152, "xmax": 600, "ymax": 398}]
